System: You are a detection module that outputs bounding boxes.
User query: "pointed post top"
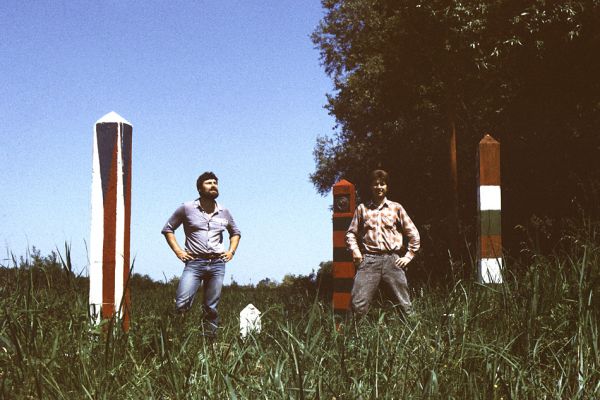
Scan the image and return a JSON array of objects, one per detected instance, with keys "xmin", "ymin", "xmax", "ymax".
[
  {"xmin": 333, "ymin": 178, "xmax": 355, "ymax": 197},
  {"xmin": 96, "ymin": 111, "xmax": 131, "ymax": 125},
  {"xmin": 480, "ymin": 133, "xmax": 499, "ymax": 145},
  {"xmin": 333, "ymin": 179, "xmax": 354, "ymax": 187}
]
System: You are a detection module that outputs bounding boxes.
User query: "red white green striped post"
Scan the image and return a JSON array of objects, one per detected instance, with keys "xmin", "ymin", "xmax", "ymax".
[
  {"xmin": 332, "ymin": 179, "xmax": 356, "ymax": 313},
  {"xmin": 89, "ymin": 112, "xmax": 132, "ymax": 331},
  {"xmin": 477, "ymin": 134, "xmax": 503, "ymax": 283}
]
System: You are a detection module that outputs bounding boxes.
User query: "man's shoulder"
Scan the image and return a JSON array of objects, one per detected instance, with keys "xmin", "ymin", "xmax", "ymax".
[
  {"xmin": 386, "ymin": 199, "xmax": 403, "ymax": 208},
  {"xmin": 182, "ymin": 200, "xmax": 198, "ymax": 208},
  {"xmin": 172, "ymin": 200, "xmax": 198, "ymax": 212},
  {"xmin": 356, "ymin": 203, "xmax": 367, "ymax": 211},
  {"xmin": 359, "ymin": 199, "xmax": 403, "ymax": 209},
  {"xmin": 216, "ymin": 202, "xmax": 233, "ymax": 214},
  {"xmin": 383, "ymin": 199, "xmax": 407, "ymax": 213}
]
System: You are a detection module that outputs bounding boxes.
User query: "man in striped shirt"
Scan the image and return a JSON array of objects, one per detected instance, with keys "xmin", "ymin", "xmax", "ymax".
[{"xmin": 346, "ymin": 169, "xmax": 420, "ymax": 316}]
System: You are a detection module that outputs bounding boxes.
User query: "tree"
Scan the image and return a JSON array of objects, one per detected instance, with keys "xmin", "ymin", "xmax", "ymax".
[
  {"xmin": 311, "ymin": 0, "xmax": 600, "ymax": 277},
  {"xmin": 315, "ymin": 261, "xmax": 333, "ymax": 298},
  {"xmin": 257, "ymin": 277, "xmax": 278, "ymax": 289}
]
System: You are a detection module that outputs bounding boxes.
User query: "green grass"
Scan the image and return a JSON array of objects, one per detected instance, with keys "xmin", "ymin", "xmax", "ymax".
[{"xmin": 1, "ymin": 222, "xmax": 599, "ymax": 399}]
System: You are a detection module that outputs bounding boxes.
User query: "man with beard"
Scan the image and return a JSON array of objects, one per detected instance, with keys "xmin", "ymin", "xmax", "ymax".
[
  {"xmin": 162, "ymin": 171, "xmax": 241, "ymax": 337},
  {"xmin": 346, "ymin": 169, "xmax": 420, "ymax": 317}
]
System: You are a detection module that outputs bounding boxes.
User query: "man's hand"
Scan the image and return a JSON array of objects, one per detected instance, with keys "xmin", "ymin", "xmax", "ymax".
[
  {"xmin": 395, "ymin": 256, "xmax": 411, "ymax": 269},
  {"xmin": 221, "ymin": 251, "xmax": 235, "ymax": 262},
  {"xmin": 164, "ymin": 233, "xmax": 193, "ymax": 263},
  {"xmin": 352, "ymin": 249, "xmax": 363, "ymax": 266},
  {"xmin": 176, "ymin": 250, "xmax": 194, "ymax": 262}
]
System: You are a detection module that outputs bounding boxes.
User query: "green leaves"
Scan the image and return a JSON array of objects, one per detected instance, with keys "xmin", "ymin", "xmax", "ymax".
[{"xmin": 311, "ymin": 1, "xmax": 600, "ymax": 283}]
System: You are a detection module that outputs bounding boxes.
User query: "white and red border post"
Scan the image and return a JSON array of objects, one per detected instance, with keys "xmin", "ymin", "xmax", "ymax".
[
  {"xmin": 477, "ymin": 134, "xmax": 503, "ymax": 283},
  {"xmin": 89, "ymin": 112, "xmax": 132, "ymax": 330}
]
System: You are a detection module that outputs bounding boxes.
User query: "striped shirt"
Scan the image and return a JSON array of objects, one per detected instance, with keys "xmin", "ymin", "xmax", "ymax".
[{"xmin": 346, "ymin": 198, "xmax": 420, "ymax": 260}]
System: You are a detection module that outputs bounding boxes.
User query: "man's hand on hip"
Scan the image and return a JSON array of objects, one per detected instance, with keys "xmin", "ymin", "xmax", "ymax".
[
  {"xmin": 221, "ymin": 251, "xmax": 235, "ymax": 262},
  {"xmin": 352, "ymin": 250, "xmax": 363, "ymax": 265},
  {"xmin": 176, "ymin": 250, "xmax": 193, "ymax": 262},
  {"xmin": 395, "ymin": 256, "xmax": 411, "ymax": 269}
]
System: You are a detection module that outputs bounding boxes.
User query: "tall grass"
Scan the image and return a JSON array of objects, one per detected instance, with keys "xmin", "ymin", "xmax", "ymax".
[{"xmin": 1, "ymin": 222, "xmax": 598, "ymax": 399}]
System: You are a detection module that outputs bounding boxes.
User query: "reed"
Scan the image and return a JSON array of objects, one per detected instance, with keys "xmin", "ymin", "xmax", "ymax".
[{"xmin": 0, "ymin": 222, "xmax": 598, "ymax": 398}]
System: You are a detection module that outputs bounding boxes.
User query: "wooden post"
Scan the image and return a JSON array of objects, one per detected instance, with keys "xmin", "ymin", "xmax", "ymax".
[
  {"xmin": 477, "ymin": 134, "xmax": 502, "ymax": 283},
  {"xmin": 448, "ymin": 121, "xmax": 460, "ymax": 262},
  {"xmin": 89, "ymin": 112, "xmax": 132, "ymax": 331},
  {"xmin": 332, "ymin": 179, "xmax": 356, "ymax": 313}
]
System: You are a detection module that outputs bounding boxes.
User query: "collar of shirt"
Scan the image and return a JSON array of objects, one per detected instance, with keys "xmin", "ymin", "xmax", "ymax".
[
  {"xmin": 193, "ymin": 199, "xmax": 222, "ymax": 214},
  {"xmin": 367, "ymin": 197, "xmax": 390, "ymax": 211}
]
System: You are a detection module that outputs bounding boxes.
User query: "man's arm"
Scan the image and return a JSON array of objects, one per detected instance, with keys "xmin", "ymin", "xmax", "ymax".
[
  {"xmin": 346, "ymin": 205, "xmax": 363, "ymax": 265},
  {"xmin": 395, "ymin": 206, "xmax": 420, "ymax": 268},
  {"xmin": 163, "ymin": 232, "xmax": 193, "ymax": 262},
  {"xmin": 221, "ymin": 234, "xmax": 240, "ymax": 262},
  {"xmin": 222, "ymin": 209, "xmax": 241, "ymax": 262},
  {"xmin": 162, "ymin": 205, "xmax": 191, "ymax": 262}
]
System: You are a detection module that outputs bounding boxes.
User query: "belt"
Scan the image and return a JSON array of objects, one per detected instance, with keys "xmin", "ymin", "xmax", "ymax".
[
  {"xmin": 364, "ymin": 251, "xmax": 398, "ymax": 257},
  {"xmin": 189, "ymin": 253, "xmax": 223, "ymax": 260}
]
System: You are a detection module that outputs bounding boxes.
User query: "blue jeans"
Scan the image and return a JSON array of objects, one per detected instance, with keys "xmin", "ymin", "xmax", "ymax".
[{"xmin": 175, "ymin": 258, "xmax": 225, "ymax": 337}]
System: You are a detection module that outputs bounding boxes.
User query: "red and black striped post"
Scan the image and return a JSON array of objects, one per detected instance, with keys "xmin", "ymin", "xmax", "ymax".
[
  {"xmin": 332, "ymin": 179, "xmax": 356, "ymax": 313},
  {"xmin": 89, "ymin": 112, "xmax": 132, "ymax": 331},
  {"xmin": 477, "ymin": 134, "xmax": 503, "ymax": 283}
]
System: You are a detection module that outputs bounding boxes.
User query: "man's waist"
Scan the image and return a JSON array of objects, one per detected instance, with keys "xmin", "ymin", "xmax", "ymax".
[
  {"xmin": 361, "ymin": 245, "xmax": 405, "ymax": 255},
  {"xmin": 187, "ymin": 252, "xmax": 223, "ymax": 260},
  {"xmin": 363, "ymin": 251, "xmax": 400, "ymax": 256},
  {"xmin": 185, "ymin": 241, "xmax": 224, "ymax": 257}
]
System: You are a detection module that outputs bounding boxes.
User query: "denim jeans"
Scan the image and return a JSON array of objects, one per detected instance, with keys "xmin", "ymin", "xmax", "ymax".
[
  {"xmin": 175, "ymin": 258, "xmax": 225, "ymax": 337},
  {"xmin": 351, "ymin": 253, "xmax": 412, "ymax": 315}
]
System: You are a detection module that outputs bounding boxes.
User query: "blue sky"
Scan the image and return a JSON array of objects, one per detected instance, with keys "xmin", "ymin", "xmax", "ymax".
[{"xmin": 0, "ymin": 1, "xmax": 337, "ymax": 284}]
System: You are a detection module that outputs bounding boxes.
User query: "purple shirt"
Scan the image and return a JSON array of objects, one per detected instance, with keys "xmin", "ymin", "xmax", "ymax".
[{"xmin": 161, "ymin": 199, "xmax": 241, "ymax": 255}]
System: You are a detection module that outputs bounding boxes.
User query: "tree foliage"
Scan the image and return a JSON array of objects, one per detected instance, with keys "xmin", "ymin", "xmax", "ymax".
[{"xmin": 311, "ymin": 0, "xmax": 600, "ymax": 273}]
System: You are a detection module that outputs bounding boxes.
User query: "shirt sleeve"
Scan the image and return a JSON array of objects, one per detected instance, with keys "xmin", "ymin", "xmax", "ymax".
[
  {"xmin": 398, "ymin": 206, "xmax": 420, "ymax": 259},
  {"xmin": 345, "ymin": 204, "xmax": 362, "ymax": 252},
  {"xmin": 161, "ymin": 204, "xmax": 185, "ymax": 234},
  {"xmin": 224, "ymin": 209, "xmax": 241, "ymax": 237}
]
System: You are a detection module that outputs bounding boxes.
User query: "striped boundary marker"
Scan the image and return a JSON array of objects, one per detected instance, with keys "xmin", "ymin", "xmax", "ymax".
[
  {"xmin": 332, "ymin": 179, "xmax": 356, "ymax": 313},
  {"xmin": 477, "ymin": 134, "xmax": 503, "ymax": 283},
  {"xmin": 89, "ymin": 112, "xmax": 132, "ymax": 331}
]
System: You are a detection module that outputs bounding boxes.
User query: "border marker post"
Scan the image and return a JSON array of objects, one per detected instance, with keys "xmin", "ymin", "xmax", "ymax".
[
  {"xmin": 89, "ymin": 111, "xmax": 133, "ymax": 331},
  {"xmin": 332, "ymin": 179, "xmax": 356, "ymax": 314},
  {"xmin": 240, "ymin": 304, "xmax": 261, "ymax": 338},
  {"xmin": 477, "ymin": 134, "xmax": 503, "ymax": 283}
]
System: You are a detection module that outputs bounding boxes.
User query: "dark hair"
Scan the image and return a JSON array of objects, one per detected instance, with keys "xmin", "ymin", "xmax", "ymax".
[
  {"xmin": 370, "ymin": 169, "xmax": 389, "ymax": 184},
  {"xmin": 196, "ymin": 171, "xmax": 218, "ymax": 192}
]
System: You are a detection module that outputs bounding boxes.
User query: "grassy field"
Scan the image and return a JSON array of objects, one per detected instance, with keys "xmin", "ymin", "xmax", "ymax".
[{"xmin": 1, "ymin": 221, "xmax": 598, "ymax": 399}]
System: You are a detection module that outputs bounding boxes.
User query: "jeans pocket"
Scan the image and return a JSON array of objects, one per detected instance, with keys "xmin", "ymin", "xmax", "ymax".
[{"xmin": 358, "ymin": 257, "xmax": 373, "ymax": 271}]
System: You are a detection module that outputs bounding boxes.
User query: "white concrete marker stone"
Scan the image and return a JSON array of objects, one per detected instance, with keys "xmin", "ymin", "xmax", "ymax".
[
  {"xmin": 89, "ymin": 112, "xmax": 132, "ymax": 331},
  {"xmin": 240, "ymin": 304, "xmax": 261, "ymax": 338}
]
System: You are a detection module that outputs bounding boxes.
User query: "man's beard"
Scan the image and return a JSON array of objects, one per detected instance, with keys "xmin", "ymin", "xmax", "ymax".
[{"xmin": 202, "ymin": 190, "xmax": 219, "ymax": 200}]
